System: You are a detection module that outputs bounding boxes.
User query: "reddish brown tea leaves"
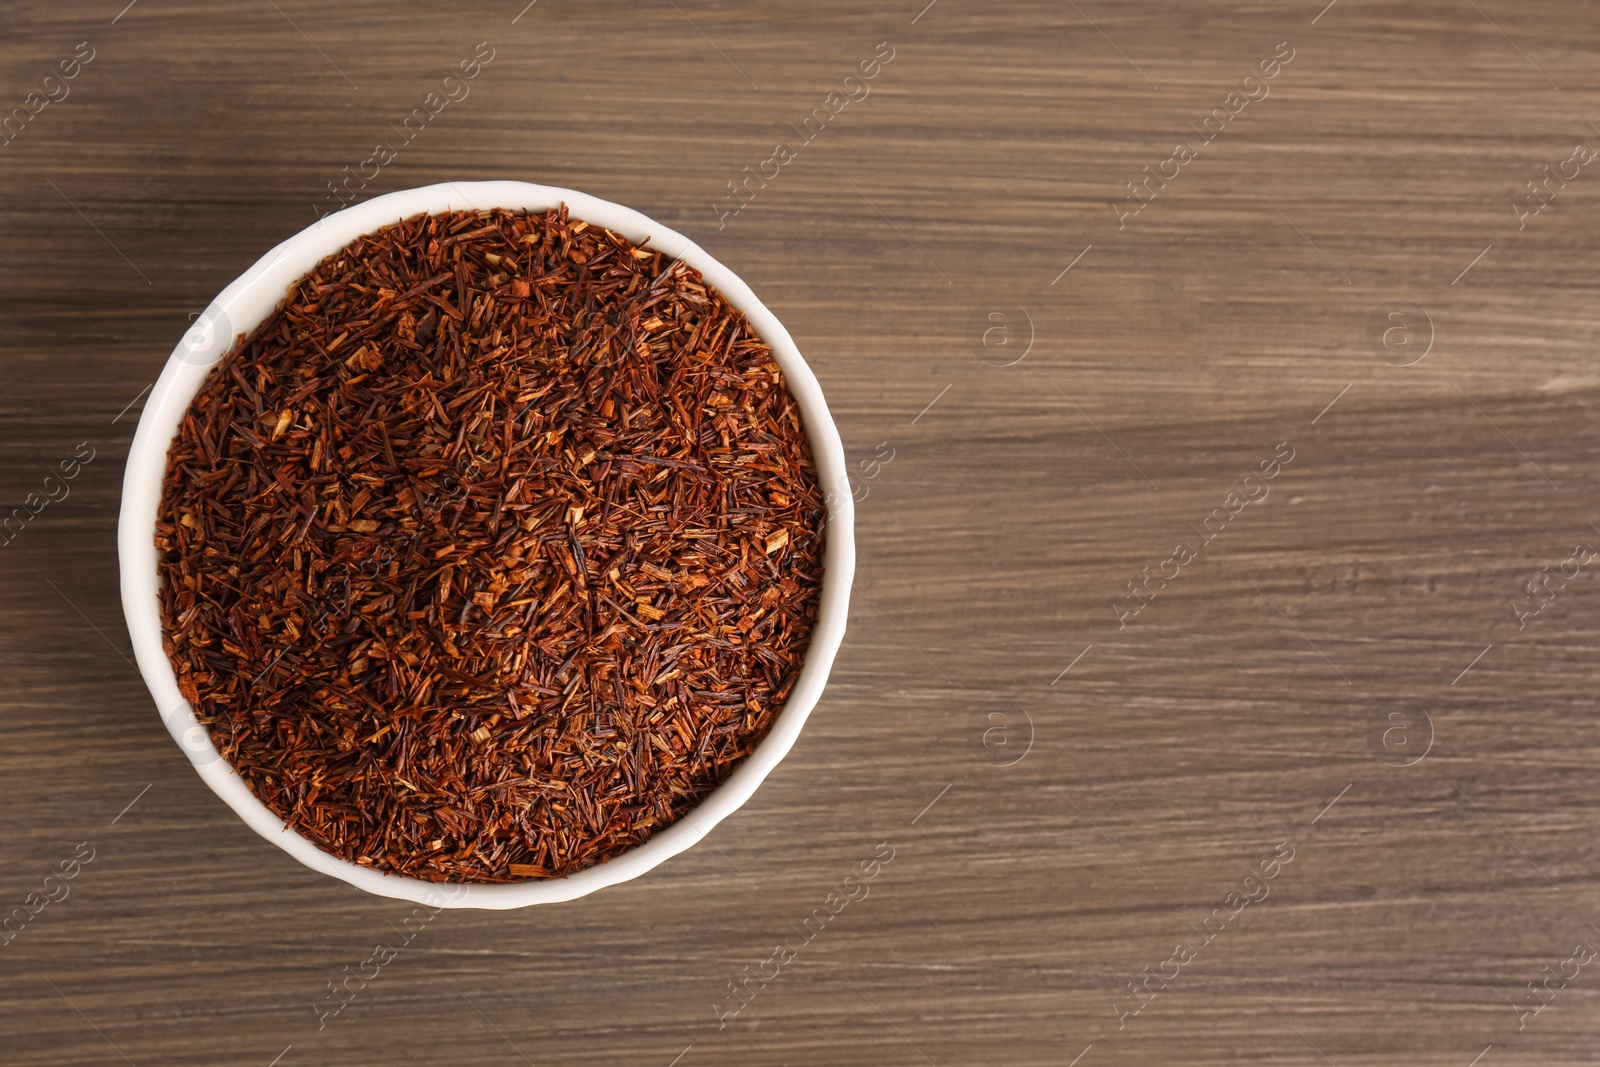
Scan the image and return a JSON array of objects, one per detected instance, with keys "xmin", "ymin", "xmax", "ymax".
[{"xmin": 156, "ymin": 207, "xmax": 825, "ymax": 883}]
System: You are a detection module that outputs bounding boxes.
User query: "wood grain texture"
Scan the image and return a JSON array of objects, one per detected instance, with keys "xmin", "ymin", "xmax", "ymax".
[{"xmin": 3, "ymin": 1, "xmax": 1599, "ymax": 1064}]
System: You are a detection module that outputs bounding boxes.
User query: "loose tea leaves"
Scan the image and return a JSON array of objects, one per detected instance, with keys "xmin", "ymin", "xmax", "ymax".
[{"xmin": 156, "ymin": 207, "xmax": 826, "ymax": 882}]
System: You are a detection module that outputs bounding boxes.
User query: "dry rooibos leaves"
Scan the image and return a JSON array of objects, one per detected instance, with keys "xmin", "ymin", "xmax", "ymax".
[{"xmin": 157, "ymin": 207, "xmax": 825, "ymax": 882}]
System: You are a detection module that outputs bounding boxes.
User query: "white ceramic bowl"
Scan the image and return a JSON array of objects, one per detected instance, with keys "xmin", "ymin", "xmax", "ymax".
[{"xmin": 118, "ymin": 181, "xmax": 854, "ymax": 909}]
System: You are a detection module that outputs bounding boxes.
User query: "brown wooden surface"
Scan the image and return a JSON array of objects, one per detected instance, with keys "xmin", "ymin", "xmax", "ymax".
[{"xmin": 4, "ymin": 1, "xmax": 1600, "ymax": 1064}]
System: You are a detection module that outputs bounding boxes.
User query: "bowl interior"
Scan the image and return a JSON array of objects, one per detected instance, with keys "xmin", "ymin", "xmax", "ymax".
[{"xmin": 117, "ymin": 181, "xmax": 854, "ymax": 908}]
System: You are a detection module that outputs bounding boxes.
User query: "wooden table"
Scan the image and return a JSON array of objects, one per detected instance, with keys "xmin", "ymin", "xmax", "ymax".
[{"xmin": 4, "ymin": 1, "xmax": 1598, "ymax": 1063}]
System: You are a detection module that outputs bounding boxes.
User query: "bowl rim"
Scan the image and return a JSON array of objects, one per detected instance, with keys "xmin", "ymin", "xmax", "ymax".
[{"xmin": 117, "ymin": 180, "xmax": 854, "ymax": 909}]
